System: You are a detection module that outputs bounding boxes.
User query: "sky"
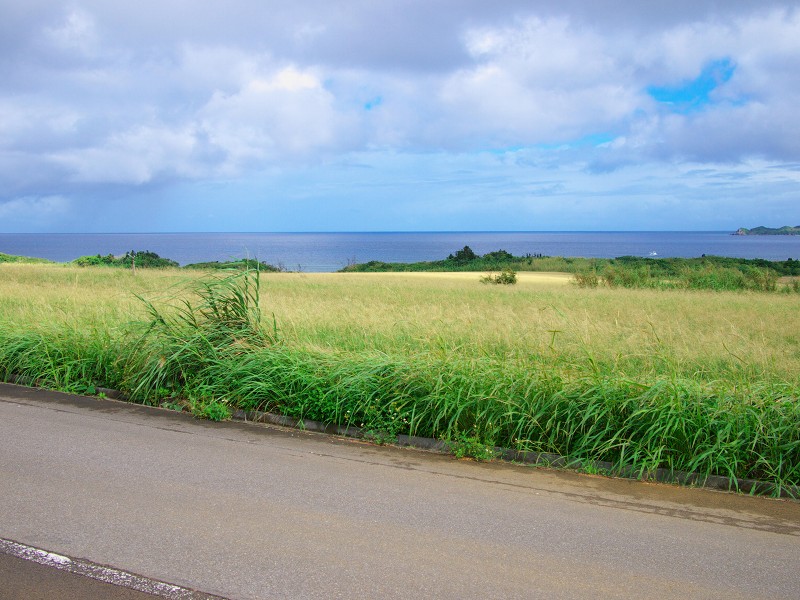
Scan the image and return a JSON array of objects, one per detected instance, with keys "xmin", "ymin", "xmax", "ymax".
[{"xmin": 1, "ymin": 0, "xmax": 800, "ymax": 233}]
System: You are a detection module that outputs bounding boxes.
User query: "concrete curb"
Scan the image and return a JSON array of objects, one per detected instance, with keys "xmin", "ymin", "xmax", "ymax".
[
  {"xmin": 232, "ymin": 407, "xmax": 798, "ymax": 499},
  {"xmin": 0, "ymin": 537, "xmax": 226, "ymax": 599},
  {"xmin": 6, "ymin": 378, "xmax": 798, "ymax": 499}
]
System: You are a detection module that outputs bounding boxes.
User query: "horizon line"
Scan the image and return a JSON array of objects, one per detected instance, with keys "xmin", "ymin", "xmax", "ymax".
[{"xmin": 1, "ymin": 229, "xmax": 738, "ymax": 235}]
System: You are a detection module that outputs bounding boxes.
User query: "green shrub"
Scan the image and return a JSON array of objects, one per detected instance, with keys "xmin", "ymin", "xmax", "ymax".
[
  {"xmin": 190, "ymin": 396, "xmax": 232, "ymax": 421},
  {"xmin": 574, "ymin": 271, "xmax": 600, "ymax": 288},
  {"xmin": 602, "ymin": 265, "xmax": 648, "ymax": 288},
  {"xmin": 449, "ymin": 432, "xmax": 498, "ymax": 461},
  {"xmin": 744, "ymin": 268, "xmax": 777, "ymax": 292},
  {"xmin": 184, "ymin": 258, "xmax": 281, "ymax": 272},
  {"xmin": 0, "ymin": 252, "xmax": 52, "ymax": 264},
  {"xmin": 73, "ymin": 251, "xmax": 178, "ymax": 269},
  {"xmin": 481, "ymin": 268, "xmax": 517, "ymax": 285},
  {"xmin": 448, "ymin": 246, "xmax": 478, "ymax": 264},
  {"xmin": 73, "ymin": 254, "xmax": 116, "ymax": 267}
]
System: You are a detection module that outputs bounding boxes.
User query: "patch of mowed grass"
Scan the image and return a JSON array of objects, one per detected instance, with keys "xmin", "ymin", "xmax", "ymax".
[{"xmin": 0, "ymin": 265, "xmax": 798, "ymax": 494}]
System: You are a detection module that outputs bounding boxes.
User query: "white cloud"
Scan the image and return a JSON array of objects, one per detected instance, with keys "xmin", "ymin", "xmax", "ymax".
[
  {"xmin": 435, "ymin": 17, "xmax": 637, "ymax": 147},
  {"xmin": 50, "ymin": 125, "xmax": 202, "ymax": 184},
  {"xmin": 0, "ymin": 98, "xmax": 79, "ymax": 145},
  {"xmin": 197, "ymin": 66, "xmax": 344, "ymax": 169},
  {"xmin": 175, "ymin": 45, "xmax": 266, "ymax": 94},
  {"xmin": 42, "ymin": 8, "xmax": 99, "ymax": 56},
  {"xmin": 37, "ymin": 63, "xmax": 346, "ymax": 184},
  {"xmin": 0, "ymin": 195, "xmax": 70, "ymax": 220}
]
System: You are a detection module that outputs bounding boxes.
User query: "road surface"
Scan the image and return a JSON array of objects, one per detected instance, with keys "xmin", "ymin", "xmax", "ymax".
[{"xmin": 1, "ymin": 383, "xmax": 798, "ymax": 599}]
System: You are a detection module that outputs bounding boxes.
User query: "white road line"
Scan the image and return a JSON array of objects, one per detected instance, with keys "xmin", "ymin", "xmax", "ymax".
[{"xmin": 0, "ymin": 538, "xmax": 223, "ymax": 599}]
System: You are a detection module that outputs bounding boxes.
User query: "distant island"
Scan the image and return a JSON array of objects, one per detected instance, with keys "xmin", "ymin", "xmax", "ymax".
[{"xmin": 733, "ymin": 226, "xmax": 800, "ymax": 236}]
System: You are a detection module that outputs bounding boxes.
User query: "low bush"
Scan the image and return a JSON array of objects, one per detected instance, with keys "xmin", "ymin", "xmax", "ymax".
[
  {"xmin": 189, "ymin": 395, "xmax": 232, "ymax": 421},
  {"xmin": 480, "ymin": 268, "xmax": 517, "ymax": 285},
  {"xmin": 0, "ymin": 252, "xmax": 52, "ymax": 264},
  {"xmin": 73, "ymin": 250, "xmax": 178, "ymax": 269},
  {"xmin": 183, "ymin": 258, "xmax": 281, "ymax": 272},
  {"xmin": 573, "ymin": 271, "xmax": 600, "ymax": 288}
]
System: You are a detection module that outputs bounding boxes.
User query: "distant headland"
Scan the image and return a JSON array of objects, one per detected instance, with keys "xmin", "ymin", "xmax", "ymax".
[{"xmin": 733, "ymin": 226, "xmax": 800, "ymax": 236}]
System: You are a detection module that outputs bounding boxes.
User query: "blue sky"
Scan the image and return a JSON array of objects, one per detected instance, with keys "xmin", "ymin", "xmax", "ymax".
[
  {"xmin": 1, "ymin": 0, "xmax": 799, "ymax": 233},
  {"xmin": 647, "ymin": 59, "xmax": 737, "ymax": 113}
]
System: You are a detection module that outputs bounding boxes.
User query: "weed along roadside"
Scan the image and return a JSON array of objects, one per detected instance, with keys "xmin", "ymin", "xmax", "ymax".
[{"xmin": 0, "ymin": 266, "xmax": 798, "ymax": 497}]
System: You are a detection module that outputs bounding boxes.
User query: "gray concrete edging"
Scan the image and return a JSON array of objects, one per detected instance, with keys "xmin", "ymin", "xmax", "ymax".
[
  {"xmin": 231, "ymin": 407, "xmax": 799, "ymax": 499},
  {"xmin": 7, "ymin": 377, "xmax": 798, "ymax": 499}
]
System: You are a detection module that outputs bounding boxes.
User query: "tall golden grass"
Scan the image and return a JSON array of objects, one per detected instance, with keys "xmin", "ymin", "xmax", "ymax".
[{"xmin": 1, "ymin": 264, "xmax": 798, "ymax": 384}]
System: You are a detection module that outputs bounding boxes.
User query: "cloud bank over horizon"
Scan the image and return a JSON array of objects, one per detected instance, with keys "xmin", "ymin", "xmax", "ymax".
[{"xmin": 1, "ymin": 0, "xmax": 799, "ymax": 232}]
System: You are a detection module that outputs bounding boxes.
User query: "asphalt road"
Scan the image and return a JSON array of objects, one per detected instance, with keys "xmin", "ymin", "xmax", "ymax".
[{"xmin": 1, "ymin": 383, "xmax": 798, "ymax": 599}]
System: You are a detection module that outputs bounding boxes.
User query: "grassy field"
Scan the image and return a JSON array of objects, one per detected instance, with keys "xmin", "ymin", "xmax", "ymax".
[{"xmin": 0, "ymin": 263, "xmax": 798, "ymax": 493}]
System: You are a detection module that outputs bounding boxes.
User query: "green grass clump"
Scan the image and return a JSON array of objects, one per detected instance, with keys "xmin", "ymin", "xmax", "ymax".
[
  {"xmin": 480, "ymin": 268, "xmax": 517, "ymax": 285},
  {"xmin": 0, "ymin": 252, "xmax": 52, "ymax": 264},
  {"xmin": 123, "ymin": 269, "xmax": 276, "ymax": 402},
  {"xmin": 73, "ymin": 250, "xmax": 178, "ymax": 268},
  {"xmin": 183, "ymin": 258, "xmax": 281, "ymax": 272},
  {"xmin": 0, "ymin": 324, "xmax": 125, "ymax": 393},
  {"xmin": 600, "ymin": 263, "xmax": 781, "ymax": 292}
]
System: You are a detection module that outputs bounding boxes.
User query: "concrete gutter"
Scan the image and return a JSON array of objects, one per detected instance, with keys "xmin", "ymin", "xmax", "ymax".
[
  {"xmin": 230, "ymin": 406, "xmax": 798, "ymax": 498},
  {"xmin": 7, "ymin": 377, "xmax": 799, "ymax": 499}
]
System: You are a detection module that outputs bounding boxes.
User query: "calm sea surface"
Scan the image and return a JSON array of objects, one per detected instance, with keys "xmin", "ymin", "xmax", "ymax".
[{"xmin": 2, "ymin": 232, "xmax": 799, "ymax": 272}]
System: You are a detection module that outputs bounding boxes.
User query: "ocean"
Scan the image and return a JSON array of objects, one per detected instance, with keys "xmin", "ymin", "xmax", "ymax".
[{"xmin": 2, "ymin": 232, "xmax": 799, "ymax": 272}]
